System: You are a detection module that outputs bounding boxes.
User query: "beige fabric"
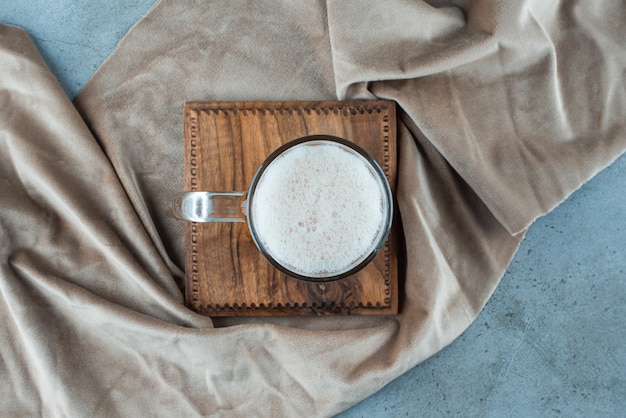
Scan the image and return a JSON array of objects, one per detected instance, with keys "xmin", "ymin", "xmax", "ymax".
[{"xmin": 1, "ymin": 0, "xmax": 624, "ymax": 416}]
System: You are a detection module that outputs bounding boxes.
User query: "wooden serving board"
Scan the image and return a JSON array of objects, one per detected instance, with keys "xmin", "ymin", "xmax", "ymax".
[{"xmin": 183, "ymin": 100, "xmax": 399, "ymax": 316}]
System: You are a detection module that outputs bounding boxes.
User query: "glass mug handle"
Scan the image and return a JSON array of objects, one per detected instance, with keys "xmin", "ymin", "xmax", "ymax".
[{"xmin": 172, "ymin": 191, "xmax": 246, "ymax": 222}]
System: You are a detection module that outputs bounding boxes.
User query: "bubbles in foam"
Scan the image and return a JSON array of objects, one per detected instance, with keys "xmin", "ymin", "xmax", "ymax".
[{"xmin": 251, "ymin": 141, "xmax": 387, "ymax": 278}]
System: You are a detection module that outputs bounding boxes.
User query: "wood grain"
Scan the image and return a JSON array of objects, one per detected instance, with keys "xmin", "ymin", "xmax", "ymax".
[{"xmin": 183, "ymin": 100, "xmax": 399, "ymax": 316}]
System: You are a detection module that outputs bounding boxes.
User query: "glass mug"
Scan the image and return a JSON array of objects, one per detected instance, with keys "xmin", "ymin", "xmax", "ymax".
[{"xmin": 172, "ymin": 135, "xmax": 393, "ymax": 282}]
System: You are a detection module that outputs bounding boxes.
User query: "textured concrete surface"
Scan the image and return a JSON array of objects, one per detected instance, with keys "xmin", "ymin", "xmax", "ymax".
[
  {"xmin": 2, "ymin": 2, "xmax": 624, "ymax": 417},
  {"xmin": 1, "ymin": 0, "xmax": 155, "ymax": 99}
]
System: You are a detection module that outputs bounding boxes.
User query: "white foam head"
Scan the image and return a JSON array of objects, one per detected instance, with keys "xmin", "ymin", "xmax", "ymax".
[{"xmin": 250, "ymin": 139, "xmax": 391, "ymax": 279}]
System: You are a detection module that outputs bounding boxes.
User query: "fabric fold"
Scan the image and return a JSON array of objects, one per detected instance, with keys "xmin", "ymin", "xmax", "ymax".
[{"xmin": 327, "ymin": 0, "xmax": 626, "ymax": 234}]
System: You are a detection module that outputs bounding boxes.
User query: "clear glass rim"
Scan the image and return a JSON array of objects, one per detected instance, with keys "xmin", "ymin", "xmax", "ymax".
[{"xmin": 246, "ymin": 135, "xmax": 394, "ymax": 282}]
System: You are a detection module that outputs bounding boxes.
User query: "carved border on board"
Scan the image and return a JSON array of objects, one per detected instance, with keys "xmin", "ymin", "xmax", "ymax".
[
  {"xmin": 185, "ymin": 110, "xmax": 201, "ymax": 307},
  {"xmin": 185, "ymin": 101, "xmax": 396, "ymax": 315}
]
